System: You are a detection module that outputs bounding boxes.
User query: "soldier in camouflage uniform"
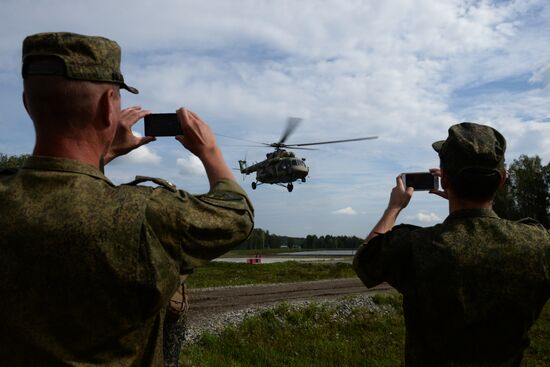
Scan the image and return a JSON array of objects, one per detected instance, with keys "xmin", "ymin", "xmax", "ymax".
[
  {"xmin": 354, "ymin": 123, "xmax": 550, "ymax": 367},
  {"xmin": 0, "ymin": 32, "xmax": 254, "ymax": 366}
]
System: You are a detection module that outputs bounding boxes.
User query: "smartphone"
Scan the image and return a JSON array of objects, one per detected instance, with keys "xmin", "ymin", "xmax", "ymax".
[
  {"xmin": 401, "ymin": 172, "xmax": 439, "ymax": 191},
  {"xmin": 144, "ymin": 113, "xmax": 183, "ymax": 136}
]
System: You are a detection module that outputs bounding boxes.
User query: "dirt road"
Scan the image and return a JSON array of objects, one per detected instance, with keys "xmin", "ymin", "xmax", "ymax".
[{"xmin": 187, "ymin": 278, "xmax": 392, "ymax": 328}]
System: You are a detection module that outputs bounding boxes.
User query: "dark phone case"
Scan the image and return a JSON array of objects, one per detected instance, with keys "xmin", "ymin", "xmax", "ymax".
[
  {"xmin": 403, "ymin": 173, "xmax": 438, "ymax": 191},
  {"xmin": 144, "ymin": 113, "xmax": 183, "ymax": 136}
]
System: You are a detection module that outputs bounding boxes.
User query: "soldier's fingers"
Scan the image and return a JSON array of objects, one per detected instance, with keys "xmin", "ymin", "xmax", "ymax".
[
  {"xmin": 188, "ymin": 110, "xmax": 203, "ymax": 123},
  {"xmin": 429, "ymin": 189, "xmax": 448, "ymax": 199},
  {"xmin": 429, "ymin": 168, "xmax": 441, "ymax": 177},
  {"xmin": 176, "ymin": 108, "xmax": 191, "ymax": 130},
  {"xmin": 175, "ymin": 135, "xmax": 185, "ymax": 145},
  {"xmin": 396, "ymin": 175, "xmax": 406, "ymax": 190},
  {"xmin": 137, "ymin": 136, "xmax": 156, "ymax": 146},
  {"xmin": 131, "ymin": 110, "xmax": 151, "ymax": 124},
  {"xmin": 175, "ymin": 135, "xmax": 193, "ymax": 151},
  {"xmin": 121, "ymin": 106, "xmax": 141, "ymax": 115}
]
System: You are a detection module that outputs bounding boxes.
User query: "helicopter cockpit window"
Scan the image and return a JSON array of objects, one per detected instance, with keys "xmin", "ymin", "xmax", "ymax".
[{"xmin": 291, "ymin": 160, "xmax": 297, "ymax": 166}]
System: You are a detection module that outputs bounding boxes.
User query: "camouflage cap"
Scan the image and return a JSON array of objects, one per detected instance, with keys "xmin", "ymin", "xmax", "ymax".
[
  {"xmin": 432, "ymin": 122, "xmax": 506, "ymax": 175},
  {"xmin": 22, "ymin": 32, "xmax": 138, "ymax": 94}
]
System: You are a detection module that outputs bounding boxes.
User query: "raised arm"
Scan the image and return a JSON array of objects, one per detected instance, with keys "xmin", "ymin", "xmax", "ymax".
[
  {"xmin": 365, "ymin": 175, "xmax": 413, "ymax": 242},
  {"xmin": 174, "ymin": 108, "xmax": 234, "ymax": 188}
]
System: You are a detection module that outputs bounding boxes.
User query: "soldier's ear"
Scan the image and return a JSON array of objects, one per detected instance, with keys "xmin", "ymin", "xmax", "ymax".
[{"xmin": 98, "ymin": 87, "xmax": 118, "ymax": 130}]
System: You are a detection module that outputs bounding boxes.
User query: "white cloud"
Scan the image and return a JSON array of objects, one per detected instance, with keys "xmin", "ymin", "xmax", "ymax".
[
  {"xmin": 176, "ymin": 155, "xmax": 206, "ymax": 177},
  {"xmin": 529, "ymin": 63, "xmax": 550, "ymax": 86},
  {"xmin": 332, "ymin": 206, "xmax": 358, "ymax": 216},
  {"xmin": 117, "ymin": 145, "xmax": 161, "ymax": 165},
  {"xmin": 408, "ymin": 211, "xmax": 443, "ymax": 223}
]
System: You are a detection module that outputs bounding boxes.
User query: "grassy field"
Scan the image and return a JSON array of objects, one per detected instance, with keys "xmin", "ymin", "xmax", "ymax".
[
  {"xmin": 182, "ymin": 293, "xmax": 405, "ymax": 367},
  {"xmin": 187, "ymin": 261, "xmax": 356, "ymax": 289},
  {"xmin": 524, "ymin": 300, "xmax": 550, "ymax": 366},
  {"xmin": 182, "ymin": 294, "xmax": 550, "ymax": 367}
]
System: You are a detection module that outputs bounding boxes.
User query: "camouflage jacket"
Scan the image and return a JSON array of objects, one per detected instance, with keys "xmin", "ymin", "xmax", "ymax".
[
  {"xmin": 353, "ymin": 208, "xmax": 550, "ymax": 367},
  {"xmin": 0, "ymin": 156, "xmax": 254, "ymax": 366}
]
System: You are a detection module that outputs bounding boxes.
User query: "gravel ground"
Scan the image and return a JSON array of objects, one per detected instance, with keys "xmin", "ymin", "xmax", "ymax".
[{"xmin": 184, "ymin": 294, "xmax": 393, "ymax": 344}]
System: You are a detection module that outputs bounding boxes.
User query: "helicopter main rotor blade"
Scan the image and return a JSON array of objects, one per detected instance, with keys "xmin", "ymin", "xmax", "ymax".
[
  {"xmin": 215, "ymin": 133, "xmax": 268, "ymax": 146},
  {"xmin": 285, "ymin": 147, "xmax": 318, "ymax": 150},
  {"xmin": 286, "ymin": 136, "xmax": 378, "ymax": 147},
  {"xmin": 219, "ymin": 144, "xmax": 268, "ymax": 148},
  {"xmin": 277, "ymin": 117, "xmax": 303, "ymax": 145}
]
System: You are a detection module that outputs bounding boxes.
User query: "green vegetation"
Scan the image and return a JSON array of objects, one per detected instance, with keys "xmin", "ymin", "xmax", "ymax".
[
  {"xmin": 240, "ymin": 228, "xmax": 364, "ymax": 250},
  {"xmin": 187, "ymin": 261, "xmax": 356, "ymax": 289},
  {"xmin": 182, "ymin": 294, "xmax": 550, "ymax": 367},
  {"xmin": 494, "ymin": 154, "xmax": 550, "ymax": 228},
  {"xmin": 0, "ymin": 153, "xmax": 29, "ymax": 169},
  {"xmin": 524, "ymin": 301, "xmax": 550, "ymax": 366},
  {"xmin": 182, "ymin": 293, "xmax": 405, "ymax": 367}
]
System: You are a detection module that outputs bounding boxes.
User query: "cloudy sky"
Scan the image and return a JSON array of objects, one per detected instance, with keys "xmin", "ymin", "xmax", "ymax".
[{"xmin": 1, "ymin": 0, "xmax": 549, "ymax": 237}]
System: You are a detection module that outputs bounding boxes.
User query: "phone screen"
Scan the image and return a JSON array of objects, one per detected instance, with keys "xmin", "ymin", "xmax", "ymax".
[
  {"xmin": 144, "ymin": 113, "xmax": 183, "ymax": 136},
  {"xmin": 402, "ymin": 172, "xmax": 438, "ymax": 191}
]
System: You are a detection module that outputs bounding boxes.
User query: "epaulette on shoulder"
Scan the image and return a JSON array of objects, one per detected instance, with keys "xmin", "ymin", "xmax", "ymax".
[
  {"xmin": 0, "ymin": 168, "xmax": 18, "ymax": 175},
  {"xmin": 515, "ymin": 217, "xmax": 543, "ymax": 226},
  {"xmin": 123, "ymin": 175, "xmax": 177, "ymax": 192}
]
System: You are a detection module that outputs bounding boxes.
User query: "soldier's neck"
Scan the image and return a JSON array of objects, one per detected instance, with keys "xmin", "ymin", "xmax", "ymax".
[
  {"xmin": 448, "ymin": 197, "xmax": 492, "ymax": 213},
  {"xmin": 33, "ymin": 135, "xmax": 103, "ymax": 170}
]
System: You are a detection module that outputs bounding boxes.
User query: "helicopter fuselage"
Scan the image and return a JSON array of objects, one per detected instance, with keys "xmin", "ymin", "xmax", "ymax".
[
  {"xmin": 239, "ymin": 150, "xmax": 309, "ymax": 185},
  {"xmin": 255, "ymin": 156, "xmax": 308, "ymax": 184}
]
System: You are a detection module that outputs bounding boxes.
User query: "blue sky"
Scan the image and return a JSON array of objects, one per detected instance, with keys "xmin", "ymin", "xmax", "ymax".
[{"xmin": 1, "ymin": 0, "xmax": 549, "ymax": 237}]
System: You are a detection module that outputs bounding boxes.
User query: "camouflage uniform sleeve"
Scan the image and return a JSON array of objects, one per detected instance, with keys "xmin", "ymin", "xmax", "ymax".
[
  {"xmin": 515, "ymin": 218, "xmax": 550, "ymax": 280},
  {"xmin": 145, "ymin": 178, "xmax": 254, "ymax": 269},
  {"xmin": 353, "ymin": 224, "xmax": 419, "ymax": 291}
]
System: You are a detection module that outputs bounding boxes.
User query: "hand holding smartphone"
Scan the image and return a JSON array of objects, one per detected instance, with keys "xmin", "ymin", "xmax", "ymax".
[
  {"xmin": 144, "ymin": 113, "xmax": 183, "ymax": 136},
  {"xmin": 400, "ymin": 172, "xmax": 439, "ymax": 191}
]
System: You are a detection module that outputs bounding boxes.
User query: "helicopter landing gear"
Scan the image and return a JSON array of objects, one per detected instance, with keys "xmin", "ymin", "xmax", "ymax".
[
  {"xmin": 251, "ymin": 182, "xmax": 257, "ymax": 190},
  {"xmin": 301, "ymin": 177, "xmax": 306, "ymax": 183},
  {"xmin": 287, "ymin": 183, "xmax": 294, "ymax": 192}
]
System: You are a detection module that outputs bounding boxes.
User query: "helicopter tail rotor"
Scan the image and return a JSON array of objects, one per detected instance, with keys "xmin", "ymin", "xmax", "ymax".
[{"xmin": 238, "ymin": 159, "xmax": 247, "ymax": 174}]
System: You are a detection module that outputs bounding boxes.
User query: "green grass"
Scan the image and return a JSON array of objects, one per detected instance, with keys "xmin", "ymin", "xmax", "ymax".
[
  {"xmin": 182, "ymin": 293, "xmax": 405, "ymax": 367},
  {"xmin": 524, "ymin": 302, "xmax": 550, "ymax": 366},
  {"xmin": 187, "ymin": 261, "xmax": 356, "ymax": 289},
  {"xmin": 181, "ymin": 295, "xmax": 550, "ymax": 366}
]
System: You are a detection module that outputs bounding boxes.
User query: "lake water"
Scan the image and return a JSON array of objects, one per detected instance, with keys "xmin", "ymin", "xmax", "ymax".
[
  {"xmin": 215, "ymin": 249, "xmax": 357, "ymax": 264},
  {"xmin": 281, "ymin": 250, "xmax": 356, "ymax": 256}
]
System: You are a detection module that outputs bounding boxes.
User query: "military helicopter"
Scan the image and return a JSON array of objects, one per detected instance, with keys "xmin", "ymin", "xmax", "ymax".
[{"xmin": 236, "ymin": 117, "xmax": 378, "ymax": 192}]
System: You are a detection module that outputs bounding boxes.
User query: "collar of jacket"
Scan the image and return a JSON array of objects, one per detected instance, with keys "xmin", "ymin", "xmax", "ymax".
[
  {"xmin": 444, "ymin": 208, "xmax": 499, "ymax": 223},
  {"xmin": 22, "ymin": 155, "xmax": 115, "ymax": 186}
]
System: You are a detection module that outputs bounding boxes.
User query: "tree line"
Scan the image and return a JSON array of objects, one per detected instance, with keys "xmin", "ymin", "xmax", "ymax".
[
  {"xmin": 2, "ymin": 153, "xmax": 549, "ymax": 249},
  {"xmin": 493, "ymin": 155, "xmax": 549, "ymax": 228},
  {"xmin": 0, "ymin": 153, "xmax": 30, "ymax": 169},
  {"xmin": 238, "ymin": 228, "xmax": 364, "ymax": 249}
]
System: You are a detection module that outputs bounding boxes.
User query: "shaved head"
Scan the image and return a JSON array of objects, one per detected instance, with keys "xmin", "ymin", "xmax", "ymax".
[{"xmin": 24, "ymin": 75, "xmax": 119, "ymax": 136}]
